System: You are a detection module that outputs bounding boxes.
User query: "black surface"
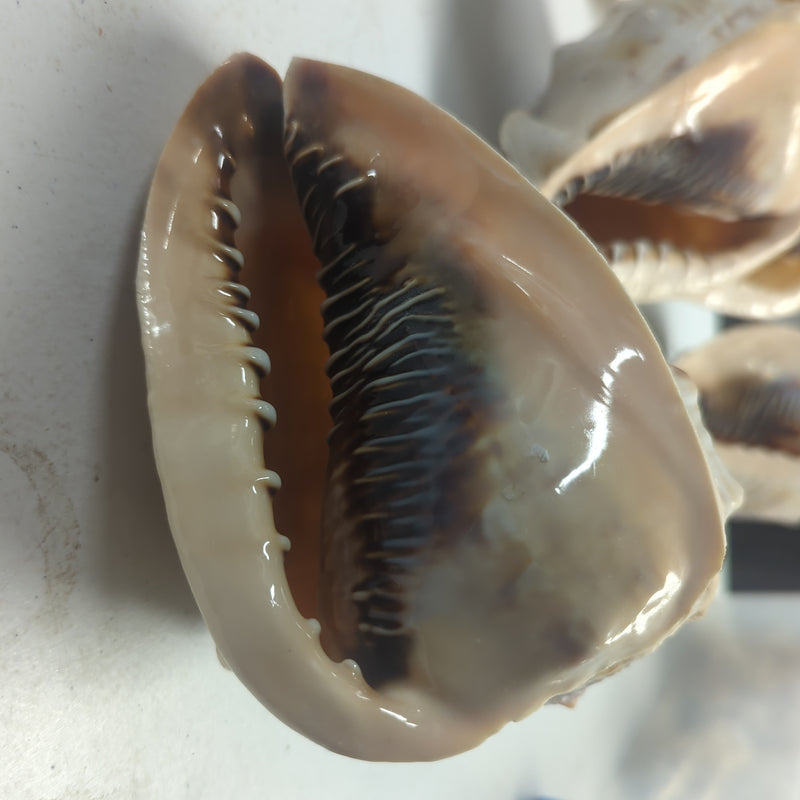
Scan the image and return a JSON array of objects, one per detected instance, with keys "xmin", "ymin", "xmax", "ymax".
[{"xmin": 728, "ymin": 519, "xmax": 800, "ymax": 592}]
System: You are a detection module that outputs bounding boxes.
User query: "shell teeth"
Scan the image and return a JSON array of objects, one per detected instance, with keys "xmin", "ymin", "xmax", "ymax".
[
  {"xmin": 656, "ymin": 241, "xmax": 674, "ymax": 260},
  {"xmin": 288, "ymin": 141, "xmax": 326, "ymax": 167},
  {"xmin": 321, "ymin": 297, "xmax": 375, "ymax": 356},
  {"xmin": 309, "ymin": 202, "xmax": 328, "ymax": 248},
  {"xmin": 554, "ymin": 175, "xmax": 585, "ymax": 207},
  {"xmin": 556, "ymin": 163, "xmax": 615, "ymax": 206},
  {"xmin": 601, "ymin": 237, "xmax": 715, "ymax": 302},
  {"xmin": 216, "ymin": 281, "xmax": 251, "ymax": 302},
  {"xmin": 589, "ymin": 162, "xmax": 612, "ymax": 188},
  {"xmin": 300, "ymin": 185, "xmax": 316, "ymax": 216},
  {"xmin": 353, "ymin": 586, "xmax": 404, "ymax": 601},
  {"xmin": 242, "ymin": 346, "xmax": 272, "ymax": 376},
  {"xmin": 375, "ymin": 536, "xmax": 428, "ymax": 550},
  {"xmin": 324, "ymin": 280, "xmax": 424, "ymax": 372},
  {"xmin": 316, "ymin": 244, "xmax": 357, "ymax": 283},
  {"xmin": 211, "ymin": 240, "xmax": 245, "ymax": 271},
  {"xmin": 362, "ymin": 610, "xmax": 404, "ymax": 625},
  {"xmin": 254, "ymin": 470, "xmax": 282, "ymax": 493},
  {"xmin": 283, "ymin": 118, "xmax": 299, "ymax": 152},
  {"xmin": 320, "ymin": 276, "xmax": 373, "ymax": 312},
  {"xmin": 227, "ymin": 306, "xmax": 261, "ymax": 331},
  {"xmin": 333, "ymin": 175, "xmax": 371, "ymax": 200},
  {"xmin": 357, "ymin": 623, "xmax": 408, "ymax": 637},
  {"xmin": 332, "ymin": 278, "xmax": 419, "ymax": 336},
  {"xmin": 605, "ymin": 239, "xmax": 631, "ymax": 265},
  {"xmin": 358, "ymin": 390, "xmax": 439, "ymax": 422},
  {"xmin": 634, "ymin": 238, "xmax": 656, "ymax": 264},
  {"xmin": 317, "ymin": 153, "xmax": 345, "ymax": 174},
  {"xmin": 605, "ymin": 238, "xmax": 693, "ymax": 268},
  {"xmin": 360, "ymin": 366, "xmax": 451, "ymax": 395},
  {"xmin": 362, "ymin": 337, "xmax": 439, "ymax": 373},
  {"xmin": 215, "ymin": 147, "xmax": 236, "ymax": 173},
  {"xmin": 212, "ymin": 196, "xmax": 242, "ymax": 228}
]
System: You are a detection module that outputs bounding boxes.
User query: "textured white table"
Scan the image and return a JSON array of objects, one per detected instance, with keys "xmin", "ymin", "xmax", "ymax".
[{"xmin": 2, "ymin": 1, "xmax": 798, "ymax": 798}]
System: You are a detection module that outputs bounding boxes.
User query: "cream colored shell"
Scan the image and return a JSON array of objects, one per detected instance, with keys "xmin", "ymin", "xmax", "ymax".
[
  {"xmin": 677, "ymin": 324, "xmax": 800, "ymax": 525},
  {"xmin": 137, "ymin": 54, "xmax": 727, "ymax": 760}
]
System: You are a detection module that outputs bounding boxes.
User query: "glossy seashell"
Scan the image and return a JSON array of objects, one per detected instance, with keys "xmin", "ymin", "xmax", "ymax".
[
  {"xmin": 677, "ymin": 323, "xmax": 800, "ymax": 525},
  {"xmin": 670, "ymin": 368, "xmax": 745, "ymax": 522},
  {"xmin": 501, "ymin": 0, "xmax": 800, "ymax": 317},
  {"xmin": 136, "ymin": 53, "xmax": 726, "ymax": 761}
]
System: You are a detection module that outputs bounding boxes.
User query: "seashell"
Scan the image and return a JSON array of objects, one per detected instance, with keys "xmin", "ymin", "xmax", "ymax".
[
  {"xmin": 136, "ymin": 53, "xmax": 726, "ymax": 761},
  {"xmin": 676, "ymin": 323, "xmax": 800, "ymax": 525},
  {"xmin": 670, "ymin": 369, "xmax": 745, "ymax": 522},
  {"xmin": 500, "ymin": 0, "xmax": 800, "ymax": 318}
]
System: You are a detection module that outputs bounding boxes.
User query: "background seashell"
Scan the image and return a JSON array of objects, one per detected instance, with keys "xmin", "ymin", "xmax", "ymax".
[
  {"xmin": 676, "ymin": 323, "xmax": 800, "ymax": 525},
  {"xmin": 137, "ymin": 53, "xmax": 726, "ymax": 760},
  {"xmin": 501, "ymin": 0, "xmax": 800, "ymax": 317},
  {"xmin": 670, "ymin": 369, "xmax": 745, "ymax": 521}
]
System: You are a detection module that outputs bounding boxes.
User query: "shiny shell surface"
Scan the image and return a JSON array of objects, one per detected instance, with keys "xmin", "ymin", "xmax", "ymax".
[{"xmin": 137, "ymin": 53, "xmax": 726, "ymax": 760}]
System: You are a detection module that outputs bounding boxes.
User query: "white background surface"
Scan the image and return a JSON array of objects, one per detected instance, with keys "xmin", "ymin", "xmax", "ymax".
[{"xmin": 2, "ymin": 1, "xmax": 799, "ymax": 798}]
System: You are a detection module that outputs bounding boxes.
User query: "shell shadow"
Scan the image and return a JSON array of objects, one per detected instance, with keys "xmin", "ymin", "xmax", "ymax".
[{"xmin": 431, "ymin": 0, "xmax": 554, "ymax": 146}]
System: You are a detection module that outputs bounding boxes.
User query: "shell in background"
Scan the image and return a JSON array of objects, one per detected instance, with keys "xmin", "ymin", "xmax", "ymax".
[
  {"xmin": 501, "ymin": 0, "xmax": 800, "ymax": 317},
  {"xmin": 677, "ymin": 323, "xmax": 800, "ymax": 525}
]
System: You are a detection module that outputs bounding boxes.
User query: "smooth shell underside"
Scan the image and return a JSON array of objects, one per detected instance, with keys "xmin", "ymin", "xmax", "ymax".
[
  {"xmin": 501, "ymin": 0, "xmax": 800, "ymax": 318},
  {"xmin": 136, "ymin": 53, "xmax": 726, "ymax": 760},
  {"xmin": 677, "ymin": 323, "xmax": 800, "ymax": 525}
]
